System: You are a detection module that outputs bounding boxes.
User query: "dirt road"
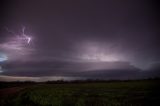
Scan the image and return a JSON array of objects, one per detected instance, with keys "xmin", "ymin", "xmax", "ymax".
[{"xmin": 0, "ymin": 87, "xmax": 25, "ymax": 98}]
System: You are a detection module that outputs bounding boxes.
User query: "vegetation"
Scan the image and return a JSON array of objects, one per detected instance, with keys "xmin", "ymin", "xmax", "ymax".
[{"xmin": 0, "ymin": 80, "xmax": 160, "ymax": 106}]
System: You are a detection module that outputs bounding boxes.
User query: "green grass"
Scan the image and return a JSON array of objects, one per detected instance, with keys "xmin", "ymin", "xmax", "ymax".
[{"xmin": 1, "ymin": 80, "xmax": 160, "ymax": 106}]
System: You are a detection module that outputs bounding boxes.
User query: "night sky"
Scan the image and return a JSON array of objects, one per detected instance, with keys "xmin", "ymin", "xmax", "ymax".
[{"xmin": 0, "ymin": 0, "xmax": 160, "ymax": 81}]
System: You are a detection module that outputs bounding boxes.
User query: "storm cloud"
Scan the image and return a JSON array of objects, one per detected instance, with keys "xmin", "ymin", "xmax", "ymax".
[{"xmin": 0, "ymin": 0, "xmax": 159, "ymax": 81}]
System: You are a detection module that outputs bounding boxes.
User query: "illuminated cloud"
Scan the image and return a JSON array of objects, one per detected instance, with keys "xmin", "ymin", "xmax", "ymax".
[
  {"xmin": 0, "ymin": 75, "xmax": 85, "ymax": 82},
  {"xmin": 74, "ymin": 41, "xmax": 126, "ymax": 62},
  {"xmin": 0, "ymin": 53, "xmax": 8, "ymax": 62},
  {"xmin": 0, "ymin": 66, "xmax": 3, "ymax": 73},
  {"xmin": 0, "ymin": 27, "xmax": 34, "ymax": 61},
  {"xmin": 0, "ymin": 0, "xmax": 159, "ymax": 81}
]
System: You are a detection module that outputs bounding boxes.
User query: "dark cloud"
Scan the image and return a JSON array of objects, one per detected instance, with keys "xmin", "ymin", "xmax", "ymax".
[
  {"xmin": 0, "ymin": 0, "xmax": 159, "ymax": 80},
  {"xmin": 1, "ymin": 60, "xmax": 160, "ymax": 80},
  {"xmin": 1, "ymin": 61, "xmax": 139, "ymax": 77}
]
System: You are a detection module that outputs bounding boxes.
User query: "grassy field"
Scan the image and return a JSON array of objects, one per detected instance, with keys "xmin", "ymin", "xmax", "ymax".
[{"xmin": 0, "ymin": 80, "xmax": 160, "ymax": 106}]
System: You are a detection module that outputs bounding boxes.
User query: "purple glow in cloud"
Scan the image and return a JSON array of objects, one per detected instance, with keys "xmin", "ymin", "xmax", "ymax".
[
  {"xmin": 0, "ymin": 27, "xmax": 34, "ymax": 61},
  {"xmin": 74, "ymin": 41, "xmax": 126, "ymax": 62}
]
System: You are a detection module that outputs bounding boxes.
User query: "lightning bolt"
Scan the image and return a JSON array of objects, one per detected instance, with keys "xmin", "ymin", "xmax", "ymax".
[
  {"xmin": 22, "ymin": 26, "xmax": 31, "ymax": 44},
  {"xmin": 4, "ymin": 26, "xmax": 32, "ymax": 44}
]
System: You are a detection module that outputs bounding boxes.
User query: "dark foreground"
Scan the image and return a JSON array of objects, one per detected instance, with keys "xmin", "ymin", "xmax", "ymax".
[{"xmin": 0, "ymin": 80, "xmax": 160, "ymax": 106}]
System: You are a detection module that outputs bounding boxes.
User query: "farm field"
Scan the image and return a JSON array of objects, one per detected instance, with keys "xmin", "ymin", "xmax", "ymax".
[{"xmin": 0, "ymin": 80, "xmax": 160, "ymax": 106}]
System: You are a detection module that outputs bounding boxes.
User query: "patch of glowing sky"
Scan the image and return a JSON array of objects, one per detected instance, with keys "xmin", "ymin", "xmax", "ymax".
[
  {"xmin": 74, "ymin": 40, "xmax": 126, "ymax": 62},
  {"xmin": 0, "ymin": 75, "xmax": 87, "ymax": 82},
  {"xmin": 0, "ymin": 66, "xmax": 3, "ymax": 73},
  {"xmin": 0, "ymin": 53, "xmax": 8, "ymax": 73},
  {"xmin": 0, "ymin": 53, "xmax": 8, "ymax": 62},
  {"xmin": 0, "ymin": 27, "xmax": 34, "ymax": 61}
]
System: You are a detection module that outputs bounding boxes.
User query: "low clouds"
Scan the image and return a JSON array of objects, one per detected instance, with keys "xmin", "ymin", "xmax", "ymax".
[
  {"xmin": 1, "ymin": 60, "xmax": 160, "ymax": 81},
  {"xmin": 0, "ymin": 60, "xmax": 160, "ymax": 81},
  {"xmin": 1, "ymin": 60, "xmax": 140, "ymax": 77}
]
